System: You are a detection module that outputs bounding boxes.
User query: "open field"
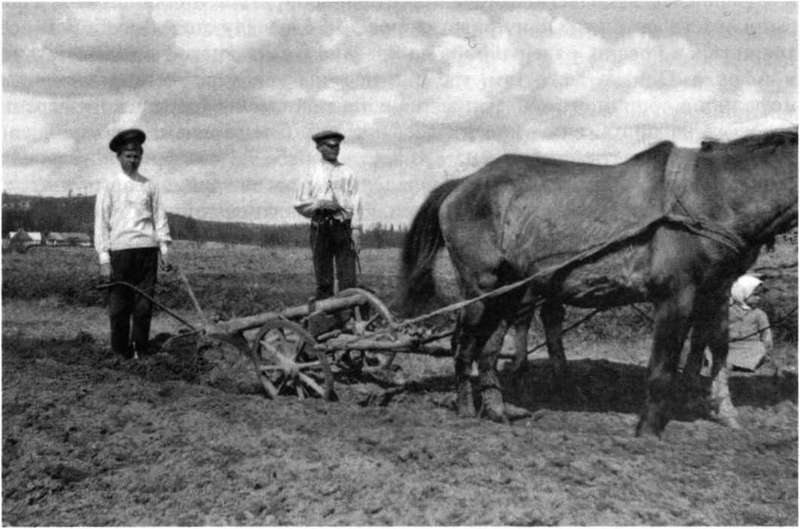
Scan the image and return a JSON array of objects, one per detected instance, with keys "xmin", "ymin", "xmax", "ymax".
[
  {"xmin": 3, "ymin": 238, "xmax": 797, "ymax": 340},
  {"xmin": 3, "ymin": 242, "xmax": 797, "ymax": 525}
]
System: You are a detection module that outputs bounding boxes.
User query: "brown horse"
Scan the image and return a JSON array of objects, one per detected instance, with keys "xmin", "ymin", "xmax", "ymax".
[{"xmin": 399, "ymin": 129, "xmax": 797, "ymax": 437}]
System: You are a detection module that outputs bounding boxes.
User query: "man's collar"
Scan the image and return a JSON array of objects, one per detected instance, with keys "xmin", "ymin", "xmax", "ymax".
[{"xmin": 119, "ymin": 170, "xmax": 145, "ymax": 181}]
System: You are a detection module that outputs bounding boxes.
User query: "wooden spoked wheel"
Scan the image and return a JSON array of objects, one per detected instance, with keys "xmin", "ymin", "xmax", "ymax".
[
  {"xmin": 335, "ymin": 288, "xmax": 398, "ymax": 370},
  {"xmin": 250, "ymin": 320, "xmax": 335, "ymax": 401}
]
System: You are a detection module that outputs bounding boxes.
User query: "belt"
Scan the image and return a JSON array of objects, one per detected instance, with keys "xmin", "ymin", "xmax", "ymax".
[{"xmin": 312, "ymin": 214, "xmax": 349, "ymax": 226}]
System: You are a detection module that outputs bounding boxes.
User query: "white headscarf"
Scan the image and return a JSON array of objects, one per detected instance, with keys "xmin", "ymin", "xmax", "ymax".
[{"xmin": 730, "ymin": 274, "xmax": 762, "ymax": 309}]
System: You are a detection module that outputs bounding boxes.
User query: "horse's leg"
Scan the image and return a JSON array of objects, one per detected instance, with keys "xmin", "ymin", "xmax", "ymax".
[
  {"xmin": 476, "ymin": 317, "xmax": 528, "ymax": 421},
  {"xmin": 472, "ymin": 289, "xmax": 533, "ymax": 423},
  {"xmin": 677, "ymin": 324, "xmax": 710, "ymax": 415},
  {"xmin": 477, "ymin": 316, "xmax": 532, "ymax": 423},
  {"xmin": 511, "ymin": 316, "xmax": 530, "ymax": 372},
  {"xmin": 540, "ymin": 300, "xmax": 586, "ymax": 402},
  {"xmin": 478, "ymin": 319, "xmax": 507, "ymax": 421},
  {"xmin": 682, "ymin": 329, "xmax": 706, "ymax": 380},
  {"xmin": 676, "ymin": 296, "xmax": 716, "ymax": 416},
  {"xmin": 636, "ymin": 286, "xmax": 695, "ymax": 437},
  {"xmin": 540, "ymin": 300, "xmax": 568, "ymax": 379},
  {"xmin": 509, "ymin": 288, "xmax": 537, "ymax": 372},
  {"xmin": 456, "ymin": 305, "xmax": 504, "ymax": 421},
  {"xmin": 452, "ymin": 302, "xmax": 484, "ymax": 417}
]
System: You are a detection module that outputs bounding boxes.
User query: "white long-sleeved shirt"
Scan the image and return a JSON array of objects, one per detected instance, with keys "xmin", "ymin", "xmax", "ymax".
[
  {"xmin": 94, "ymin": 171, "xmax": 171, "ymax": 265},
  {"xmin": 293, "ymin": 160, "xmax": 363, "ymax": 227}
]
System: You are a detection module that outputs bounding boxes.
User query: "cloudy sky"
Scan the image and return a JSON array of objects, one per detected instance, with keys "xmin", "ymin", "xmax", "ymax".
[{"xmin": 3, "ymin": 2, "xmax": 797, "ymax": 227}]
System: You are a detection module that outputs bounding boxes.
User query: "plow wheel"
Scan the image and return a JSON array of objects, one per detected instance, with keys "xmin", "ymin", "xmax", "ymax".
[
  {"xmin": 336, "ymin": 288, "xmax": 398, "ymax": 371},
  {"xmin": 251, "ymin": 319, "xmax": 335, "ymax": 401}
]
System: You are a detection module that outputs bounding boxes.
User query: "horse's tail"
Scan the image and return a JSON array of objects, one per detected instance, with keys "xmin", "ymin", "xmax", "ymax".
[{"xmin": 397, "ymin": 178, "xmax": 464, "ymax": 316}]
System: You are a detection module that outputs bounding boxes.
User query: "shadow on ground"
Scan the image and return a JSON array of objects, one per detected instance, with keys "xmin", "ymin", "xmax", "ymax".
[{"xmin": 4, "ymin": 333, "xmax": 796, "ymax": 422}]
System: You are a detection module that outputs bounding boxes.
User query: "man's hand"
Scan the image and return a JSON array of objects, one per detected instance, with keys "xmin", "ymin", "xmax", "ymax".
[
  {"xmin": 159, "ymin": 254, "xmax": 173, "ymax": 273},
  {"xmin": 99, "ymin": 262, "xmax": 112, "ymax": 280},
  {"xmin": 351, "ymin": 228, "xmax": 361, "ymax": 254}
]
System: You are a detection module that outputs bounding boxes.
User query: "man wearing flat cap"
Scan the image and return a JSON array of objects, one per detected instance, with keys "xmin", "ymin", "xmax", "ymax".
[
  {"xmin": 95, "ymin": 128, "xmax": 171, "ymax": 359},
  {"xmin": 294, "ymin": 129, "xmax": 363, "ymax": 299}
]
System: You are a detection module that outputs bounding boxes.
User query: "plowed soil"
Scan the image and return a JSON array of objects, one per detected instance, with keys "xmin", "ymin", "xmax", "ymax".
[{"xmin": 3, "ymin": 299, "xmax": 797, "ymax": 526}]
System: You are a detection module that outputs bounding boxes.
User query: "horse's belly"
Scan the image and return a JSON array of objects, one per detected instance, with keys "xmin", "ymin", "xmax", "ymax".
[{"xmin": 553, "ymin": 246, "xmax": 651, "ymax": 308}]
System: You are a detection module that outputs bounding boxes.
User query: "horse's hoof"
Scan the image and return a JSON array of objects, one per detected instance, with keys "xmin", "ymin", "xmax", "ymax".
[
  {"xmin": 457, "ymin": 406, "xmax": 477, "ymax": 418},
  {"xmin": 634, "ymin": 418, "xmax": 664, "ymax": 439},
  {"xmin": 503, "ymin": 403, "xmax": 532, "ymax": 421},
  {"xmin": 456, "ymin": 382, "xmax": 476, "ymax": 417},
  {"xmin": 481, "ymin": 405, "xmax": 509, "ymax": 424},
  {"xmin": 456, "ymin": 396, "xmax": 476, "ymax": 416},
  {"xmin": 478, "ymin": 385, "xmax": 508, "ymax": 423},
  {"xmin": 709, "ymin": 412, "xmax": 742, "ymax": 429}
]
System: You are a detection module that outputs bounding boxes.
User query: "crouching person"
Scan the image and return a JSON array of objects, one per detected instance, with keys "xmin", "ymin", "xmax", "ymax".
[{"xmin": 94, "ymin": 129, "xmax": 171, "ymax": 359}]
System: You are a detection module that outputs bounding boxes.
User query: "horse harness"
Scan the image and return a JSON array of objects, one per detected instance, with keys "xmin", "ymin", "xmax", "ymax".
[{"xmin": 399, "ymin": 146, "xmax": 753, "ymax": 329}]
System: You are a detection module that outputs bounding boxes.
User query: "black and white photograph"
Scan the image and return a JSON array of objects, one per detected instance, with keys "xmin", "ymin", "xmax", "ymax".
[{"xmin": 2, "ymin": 1, "xmax": 797, "ymax": 525}]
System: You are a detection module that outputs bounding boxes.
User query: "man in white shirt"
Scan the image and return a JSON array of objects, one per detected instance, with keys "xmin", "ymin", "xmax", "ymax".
[
  {"xmin": 95, "ymin": 128, "xmax": 171, "ymax": 358},
  {"xmin": 294, "ymin": 130, "xmax": 363, "ymax": 299}
]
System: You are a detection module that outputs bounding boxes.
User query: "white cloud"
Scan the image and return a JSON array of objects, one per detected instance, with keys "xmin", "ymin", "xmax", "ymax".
[
  {"xmin": 2, "ymin": 164, "xmax": 62, "ymax": 195},
  {"xmin": 152, "ymin": 4, "xmax": 289, "ymax": 53},
  {"xmin": 316, "ymin": 84, "xmax": 400, "ymax": 106},
  {"xmin": 112, "ymin": 99, "xmax": 146, "ymax": 132},
  {"xmin": 3, "ymin": 93, "xmax": 49, "ymax": 144},
  {"xmin": 613, "ymin": 84, "xmax": 718, "ymax": 126},
  {"xmin": 35, "ymin": 135, "xmax": 76, "ymax": 157},
  {"xmin": 546, "ymin": 17, "xmax": 604, "ymax": 77},
  {"xmin": 542, "ymin": 23, "xmax": 703, "ymax": 104},
  {"xmin": 259, "ymin": 85, "xmax": 309, "ymax": 102},
  {"xmin": 706, "ymin": 115, "xmax": 798, "ymax": 142},
  {"xmin": 69, "ymin": 4, "xmax": 126, "ymax": 28},
  {"xmin": 732, "ymin": 85, "xmax": 764, "ymax": 116},
  {"xmin": 2, "ymin": 93, "xmax": 76, "ymax": 157},
  {"xmin": 2, "ymin": 3, "xmax": 795, "ymax": 226},
  {"xmin": 413, "ymin": 30, "xmax": 521, "ymax": 123},
  {"xmin": 423, "ymin": 139, "xmax": 506, "ymax": 177},
  {"xmin": 11, "ymin": 42, "xmax": 95, "ymax": 80},
  {"xmin": 527, "ymin": 134, "xmax": 630, "ymax": 164}
]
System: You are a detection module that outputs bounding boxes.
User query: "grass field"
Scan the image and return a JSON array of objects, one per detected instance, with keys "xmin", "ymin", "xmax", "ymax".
[{"xmin": 3, "ymin": 237, "xmax": 797, "ymax": 343}]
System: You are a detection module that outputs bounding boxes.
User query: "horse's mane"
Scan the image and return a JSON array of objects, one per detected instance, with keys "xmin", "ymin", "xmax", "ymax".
[{"xmin": 700, "ymin": 128, "xmax": 798, "ymax": 154}]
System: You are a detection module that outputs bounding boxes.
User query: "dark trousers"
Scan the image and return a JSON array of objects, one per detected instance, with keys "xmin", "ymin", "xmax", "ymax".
[
  {"xmin": 310, "ymin": 218, "xmax": 357, "ymax": 299},
  {"xmin": 108, "ymin": 248, "xmax": 158, "ymax": 356}
]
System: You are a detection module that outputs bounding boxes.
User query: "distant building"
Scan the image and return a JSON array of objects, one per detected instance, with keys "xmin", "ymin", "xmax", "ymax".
[
  {"xmin": 65, "ymin": 232, "xmax": 92, "ymax": 247},
  {"xmin": 45, "ymin": 231, "xmax": 91, "ymax": 247},
  {"xmin": 45, "ymin": 232, "xmax": 66, "ymax": 246},
  {"xmin": 9, "ymin": 230, "xmax": 42, "ymax": 245},
  {"xmin": 8, "ymin": 230, "xmax": 41, "ymax": 253}
]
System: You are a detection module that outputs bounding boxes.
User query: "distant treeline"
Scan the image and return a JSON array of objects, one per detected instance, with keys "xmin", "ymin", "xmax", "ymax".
[{"xmin": 2, "ymin": 193, "xmax": 408, "ymax": 248}]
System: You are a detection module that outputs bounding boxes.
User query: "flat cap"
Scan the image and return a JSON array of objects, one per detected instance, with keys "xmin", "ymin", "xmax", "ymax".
[
  {"xmin": 109, "ymin": 128, "xmax": 146, "ymax": 153},
  {"xmin": 311, "ymin": 130, "xmax": 345, "ymax": 144}
]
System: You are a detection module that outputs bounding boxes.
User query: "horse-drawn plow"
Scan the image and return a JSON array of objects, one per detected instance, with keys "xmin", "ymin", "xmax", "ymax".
[
  {"xmin": 98, "ymin": 209, "xmax": 797, "ymax": 412},
  {"xmin": 98, "ymin": 278, "xmax": 465, "ymax": 402}
]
